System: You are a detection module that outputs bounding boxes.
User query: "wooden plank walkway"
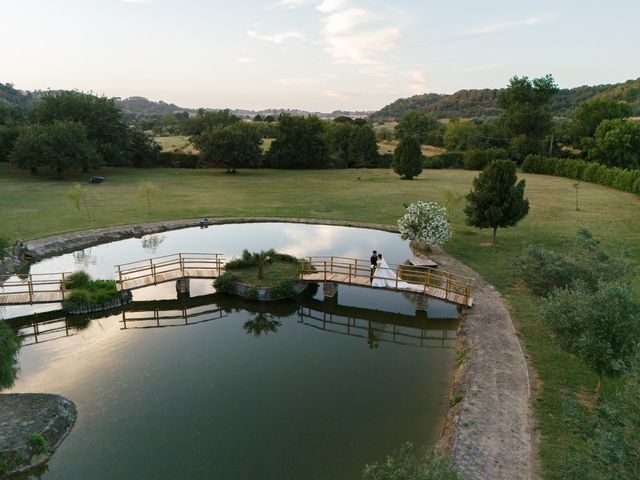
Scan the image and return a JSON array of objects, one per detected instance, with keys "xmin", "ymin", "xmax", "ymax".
[
  {"xmin": 117, "ymin": 268, "xmax": 222, "ymax": 291},
  {"xmin": 0, "ymin": 291, "xmax": 64, "ymax": 306},
  {"xmin": 301, "ymin": 272, "xmax": 472, "ymax": 307}
]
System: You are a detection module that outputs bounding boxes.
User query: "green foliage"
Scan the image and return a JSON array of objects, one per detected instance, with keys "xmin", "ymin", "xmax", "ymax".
[
  {"xmin": 588, "ymin": 118, "xmax": 640, "ymax": 170},
  {"xmin": 347, "ymin": 124, "xmax": 379, "ymax": 168},
  {"xmin": 193, "ymin": 122, "xmax": 262, "ymax": 173},
  {"xmin": 515, "ymin": 229, "xmax": 629, "ymax": 297},
  {"xmin": 362, "ymin": 442, "xmax": 459, "ymax": 480},
  {"xmin": 0, "ymin": 235, "xmax": 9, "ymax": 259},
  {"xmin": 213, "ymin": 272, "xmax": 238, "ymax": 295},
  {"xmin": 9, "ymin": 121, "xmax": 102, "ymax": 176},
  {"xmin": 423, "ymin": 151, "xmax": 464, "ymax": 169},
  {"xmin": 66, "ymin": 183, "xmax": 92, "ymax": 222},
  {"xmin": 0, "ymin": 321, "xmax": 21, "ymax": 390},
  {"xmin": 464, "ymin": 160, "xmax": 529, "ymax": 243},
  {"xmin": 138, "ymin": 180, "xmax": 159, "ymax": 214},
  {"xmin": 64, "ymin": 272, "xmax": 118, "ymax": 307},
  {"xmin": 243, "ymin": 313, "xmax": 281, "ymax": 337},
  {"xmin": 185, "ymin": 108, "xmax": 240, "ymax": 137},
  {"xmin": 267, "ymin": 115, "xmax": 329, "ymax": 169},
  {"xmin": 271, "ymin": 278, "xmax": 298, "ymax": 299},
  {"xmin": 541, "ymin": 281, "xmax": 640, "ymax": 379},
  {"xmin": 392, "ymin": 136, "xmax": 422, "ymax": 179},
  {"xmin": 128, "ymin": 128, "xmax": 161, "ymax": 167},
  {"xmin": 30, "ymin": 91, "xmax": 130, "ymax": 166},
  {"xmin": 27, "ymin": 433, "xmax": 47, "ymax": 455},
  {"xmin": 462, "ymin": 148, "xmax": 508, "ymax": 170},
  {"xmin": 521, "ymin": 155, "xmax": 640, "ymax": 194},
  {"xmin": 395, "ymin": 111, "xmax": 440, "ymax": 144},
  {"xmin": 573, "ymin": 98, "xmax": 632, "ymax": 142},
  {"xmin": 497, "ymin": 74, "xmax": 559, "ymax": 161}
]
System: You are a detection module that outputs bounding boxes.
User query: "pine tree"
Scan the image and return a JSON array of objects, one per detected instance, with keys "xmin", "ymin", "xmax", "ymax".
[
  {"xmin": 392, "ymin": 135, "xmax": 422, "ymax": 180},
  {"xmin": 464, "ymin": 160, "xmax": 529, "ymax": 244}
]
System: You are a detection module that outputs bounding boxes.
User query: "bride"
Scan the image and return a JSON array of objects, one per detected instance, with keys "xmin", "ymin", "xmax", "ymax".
[{"xmin": 372, "ymin": 253, "xmax": 424, "ymax": 292}]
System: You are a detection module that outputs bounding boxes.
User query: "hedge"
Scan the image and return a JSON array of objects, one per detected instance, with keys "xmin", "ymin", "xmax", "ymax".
[
  {"xmin": 423, "ymin": 151, "xmax": 464, "ymax": 169},
  {"xmin": 521, "ymin": 155, "xmax": 640, "ymax": 194},
  {"xmin": 463, "ymin": 148, "xmax": 509, "ymax": 170}
]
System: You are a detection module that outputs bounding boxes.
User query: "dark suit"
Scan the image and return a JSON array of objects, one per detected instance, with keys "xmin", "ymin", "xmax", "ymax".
[{"xmin": 369, "ymin": 254, "xmax": 378, "ymax": 282}]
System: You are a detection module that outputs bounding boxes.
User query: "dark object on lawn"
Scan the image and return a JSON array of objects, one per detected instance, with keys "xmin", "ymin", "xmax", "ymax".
[
  {"xmin": 200, "ymin": 218, "xmax": 209, "ymax": 228},
  {"xmin": 89, "ymin": 176, "xmax": 104, "ymax": 184}
]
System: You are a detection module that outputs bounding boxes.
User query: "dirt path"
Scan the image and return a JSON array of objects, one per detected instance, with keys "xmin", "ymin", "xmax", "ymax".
[{"xmin": 430, "ymin": 248, "xmax": 534, "ymax": 480}]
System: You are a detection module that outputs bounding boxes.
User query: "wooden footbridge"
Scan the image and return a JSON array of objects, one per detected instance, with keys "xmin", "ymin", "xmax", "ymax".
[{"xmin": 1, "ymin": 253, "xmax": 473, "ymax": 308}]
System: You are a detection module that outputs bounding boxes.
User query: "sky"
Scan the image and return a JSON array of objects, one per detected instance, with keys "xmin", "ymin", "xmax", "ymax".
[{"xmin": 1, "ymin": 0, "xmax": 639, "ymax": 112}]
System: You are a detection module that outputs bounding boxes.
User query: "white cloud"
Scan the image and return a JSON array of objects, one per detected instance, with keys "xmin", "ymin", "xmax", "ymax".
[
  {"xmin": 118, "ymin": 0, "xmax": 151, "ymax": 3},
  {"xmin": 246, "ymin": 30, "xmax": 305, "ymax": 44},
  {"xmin": 274, "ymin": 77, "xmax": 328, "ymax": 86},
  {"xmin": 274, "ymin": 0, "xmax": 315, "ymax": 9},
  {"xmin": 316, "ymin": 1, "xmax": 400, "ymax": 65},
  {"xmin": 466, "ymin": 16, "xmax": 553, "ymax": 36},
  {"xmin": 236, "ymin": 57, "xmax": 256, "ymax": 64}
]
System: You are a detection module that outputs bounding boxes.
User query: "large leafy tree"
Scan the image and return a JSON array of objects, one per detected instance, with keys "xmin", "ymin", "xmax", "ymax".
[
  {"xmin": 497, "ymin": 74, "xmax": 559, "ymax": 160},
  {"xmin": 267, "ymin": 115, "xmax": 329, "ymax": 169},
  {"xmin": 194, "ymin": 123, "xmax": 262, "ymax": 173},
  {"xmin": 395, "ymin": 111, "xmax": 439, "ymax": 144},
  {"xmin": 30, "ymin": 91, "xmax": 130, "ymax": 166},
  {"xmin": 347, "ymin": 124, "xmax": 379, "ymax": 167},
  {"xmin": 186, "ymin": 108, "xmax": 240, "ymax": 137},
  {"xmin": 573, "ymin": 98, "xmax": 632, "ymax": 144},
  {"xmin": 587, "ymin": 118, "xmax": 640, "ymax": 169},
  {"xmin": 392, "ymin": 135, "xmax": 422, "ymax": 179},
  {"xmin": 128, "ymin": 128, "xmax": 161, "ymax": 167},
  {"xmin": 9, "ymin": 120, "xmax": 102, "ymax": 177},
  {"xmin": 464, "ymin": 159, "xmax": 529, "ymax": 244}
]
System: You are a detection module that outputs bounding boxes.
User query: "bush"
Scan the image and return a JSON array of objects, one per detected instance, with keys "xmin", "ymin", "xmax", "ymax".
[
  {"xmin": 521, "ymin": 154, "xmax": 640, "ymax": 194},
  {"xmin": 27, "ymin": 433, "xmax": 47, "ymax": 455},
  {"xmin": 424, "ymin": 151, "xmax": 464, "ymax": 169},
  {"xmin": 271, "ymin": 279, "xmax": 298, "ymax": 299},
  {"xmin": 65, "ymin": 271, "xmax": 91, "ymax": 290},
  {"xmin": 213, "ymin": 272, "xmax": 238, "ymax": 294},
  {"xmin": 63, "ymin": 271, "xmax": 119, "ymax": 307},
  {"xmin": 515, "ymin": 229, "xmax": 630, "ymax": 297},
  {"xmin": 369, "ymin": 153, "xmax": 392, "ymax": 168},
  {"xmin": 463, "ymin": 148, "xmax": 508, "ymax": 170}
]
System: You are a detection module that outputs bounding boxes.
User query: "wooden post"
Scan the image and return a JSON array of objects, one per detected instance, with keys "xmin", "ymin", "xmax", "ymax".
[
  {"xmin": 28, "ymin": 274, "xmax": 33, "ymax": 303},
  {"xmin": 151, "ymin": 259, "xmax": 156, "ymax": 285},
  {"xmin": 118, "ymin": 266, "xmax": 122, "ymax": 289},
  {"xmin": 423, "ymin": 272, "xmax": 428, "ymax": 294},
  {"xmin": 179, "ymin": 253, "xmax": 185, "ymax": 276},
  {"xmin": 330, "ymin": 256, "xmax": 334, "ymax": 273},
  {"xmin": 324, "ymin": 261, "xmax": 327, "ymax": 282},
  {"xmin": 61, "ymin": 273, "xmax": 66, "ymax": 300},
  {"xmin": 348, "ymin": 264, "xmax": 352, "ymax": 284},
  {"xmin": 395, "ymin": 268, "xmax": 399, "ymax": 291}
]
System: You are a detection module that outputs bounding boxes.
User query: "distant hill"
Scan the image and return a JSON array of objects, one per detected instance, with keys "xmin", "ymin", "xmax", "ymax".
[
  {"xmin": 371, "ymin": 78, "xmax": 640, "ymax": 121},
  {"xmin": 0, "ymin": 83, "xmax": 35, "ymax": 108},
  {"xmin": 115, "ymin": 96, "xmax": 193, "ymax": 116}
]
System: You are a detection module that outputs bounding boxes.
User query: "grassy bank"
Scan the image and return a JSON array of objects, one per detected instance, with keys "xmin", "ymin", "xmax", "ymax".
[{"xmin": 0, "ymin": 163, "xmax": 638, "ymax": 477}]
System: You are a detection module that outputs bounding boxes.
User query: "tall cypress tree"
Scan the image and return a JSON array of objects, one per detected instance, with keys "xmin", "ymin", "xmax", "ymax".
[
  {"xmin": 392, "ymin": 135, "xmax": 422, "ymax": 180},
  {"xmin": 464, "ymin": 160, "xmax": 529, "ymax": 244}
]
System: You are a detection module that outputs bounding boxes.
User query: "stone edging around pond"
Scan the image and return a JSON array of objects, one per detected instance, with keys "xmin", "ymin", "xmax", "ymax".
[
  {"xmin": 233, "ymin": 281, "xmax": 308, "ymax": 302},
  {"xmin": 65, "ymin": 290, "xmax": 133, "ymax": 315},
  {"xmin": 0, "ymin": 217, "xmax": 535, "ymax": 479},
  {"xmin": 0, "ymin": 394, "xmax": 77, "ymax": 479}
]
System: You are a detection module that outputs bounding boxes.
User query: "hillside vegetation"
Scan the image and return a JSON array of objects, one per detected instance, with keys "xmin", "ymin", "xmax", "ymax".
[{"xmin": 371, "ymin": 78, "xmax": 640, "ymax": 121}]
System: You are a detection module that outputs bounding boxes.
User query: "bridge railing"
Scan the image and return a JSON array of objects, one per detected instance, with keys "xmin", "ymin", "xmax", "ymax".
[
  {"xmin": 299, "ymin": 256, "xmax": 473, "ymax": 305},
  {"xmin": 115, "ymin": 253, "xmax": 225, "ymax": 286},
  {"xmin": 0, "ymin": 273, "xmax": 71, "ymax": 302}
]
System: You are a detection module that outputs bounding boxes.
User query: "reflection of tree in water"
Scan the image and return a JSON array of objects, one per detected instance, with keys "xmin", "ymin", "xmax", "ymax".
[
  {"xmin": 141, "ymin": 234, "xmax": 166, "ymax": 254},
  {"xmin": 0, "ymin": 322, "xmax": 21, "ymax": 390},
  {"xmin": 73, "ymin": 248, "xmax": 97, "ymax": 268},
  {"xmin": 243, "ymin": 313, "xmax": 281, "ymax": 337}
]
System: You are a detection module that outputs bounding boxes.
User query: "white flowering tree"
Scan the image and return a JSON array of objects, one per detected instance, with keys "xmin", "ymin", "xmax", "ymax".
[{"xmin": 397, "ymin": 201, "xmax": 452, "ymax": 247}]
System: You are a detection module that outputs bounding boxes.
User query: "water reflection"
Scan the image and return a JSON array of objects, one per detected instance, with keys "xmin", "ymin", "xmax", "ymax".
[
  {"xmin": 243, "ymin": 312, "xmax": 281, "ymax": 337},
  {"xmin": 141, "ymin": 234, "xmax": 166, "ymax": 254},
  {"xmin": 0, "ymin": 322, "xmax": 20, "ymax": 390}
]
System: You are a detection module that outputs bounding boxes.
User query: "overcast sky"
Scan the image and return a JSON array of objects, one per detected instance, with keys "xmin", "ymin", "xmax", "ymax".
[{"xmin": 1, "ymin": 0, "xmax": 638, "ymax": 111}]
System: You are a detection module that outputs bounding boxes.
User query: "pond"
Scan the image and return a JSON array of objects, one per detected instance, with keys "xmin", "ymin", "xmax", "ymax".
[{"xmin": 2, "ymin": 223, "xmax": 459, "ymax": 479}]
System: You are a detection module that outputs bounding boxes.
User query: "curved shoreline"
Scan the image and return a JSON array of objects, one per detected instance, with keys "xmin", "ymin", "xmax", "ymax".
[{"xmin": 0, "ymin": 217, "xmax": 535, "ymax": 479}]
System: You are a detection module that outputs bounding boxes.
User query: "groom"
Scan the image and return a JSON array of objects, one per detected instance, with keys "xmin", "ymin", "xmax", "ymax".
[{"xmin": 369, "ymin": 250, "xmax": 378, "ymax": 283}]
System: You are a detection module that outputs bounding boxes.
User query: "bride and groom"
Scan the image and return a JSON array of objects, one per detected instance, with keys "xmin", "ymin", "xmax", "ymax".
[
  {"xmin": 369, "ymin": 250, "xmax": 398, "ymax": 288},
  {"xmin": 369, "ymin": 250, "xmax": 423, "ymax": 291}
]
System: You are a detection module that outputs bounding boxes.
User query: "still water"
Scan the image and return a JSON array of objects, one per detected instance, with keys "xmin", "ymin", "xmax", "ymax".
[{"xmin": 4, "ymin": 223, "xmax": 459, "ymax": 479}]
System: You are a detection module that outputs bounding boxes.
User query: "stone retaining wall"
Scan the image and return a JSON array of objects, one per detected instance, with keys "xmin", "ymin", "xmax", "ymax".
[{"xmin": 0, "ymin": 394, "xmax": 77, "ymax": 479}]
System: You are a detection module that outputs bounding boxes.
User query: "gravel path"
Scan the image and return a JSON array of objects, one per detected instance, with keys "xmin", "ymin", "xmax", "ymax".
[{"xmin": 431, "ymin": 248, "xmax": 534, "ymax": 480}]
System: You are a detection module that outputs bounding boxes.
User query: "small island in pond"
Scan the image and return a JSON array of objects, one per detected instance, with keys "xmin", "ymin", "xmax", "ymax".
[{"xmin": 214, "ymin": 249, "xmax": 310, "ymax": 301}]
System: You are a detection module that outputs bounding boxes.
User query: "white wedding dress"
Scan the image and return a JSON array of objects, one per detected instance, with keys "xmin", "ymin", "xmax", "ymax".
[{"xmin": 372, "ymin": 258, "xmax": 425, "ymax": 292}]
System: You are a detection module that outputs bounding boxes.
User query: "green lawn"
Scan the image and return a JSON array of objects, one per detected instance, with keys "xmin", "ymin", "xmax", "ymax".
[{"xmin": 1, "ymin": 163, "xmax": 639, "ymax": 477}]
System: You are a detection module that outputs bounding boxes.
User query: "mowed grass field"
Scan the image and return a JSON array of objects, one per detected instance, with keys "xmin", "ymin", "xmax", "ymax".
[
  {"xmin": 1, "ymin": 163, "xmax": 639, "ymax": 477},
  {"xmin": 155, "ymin": 135, "xmax": 198, "ymax": 154}
]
